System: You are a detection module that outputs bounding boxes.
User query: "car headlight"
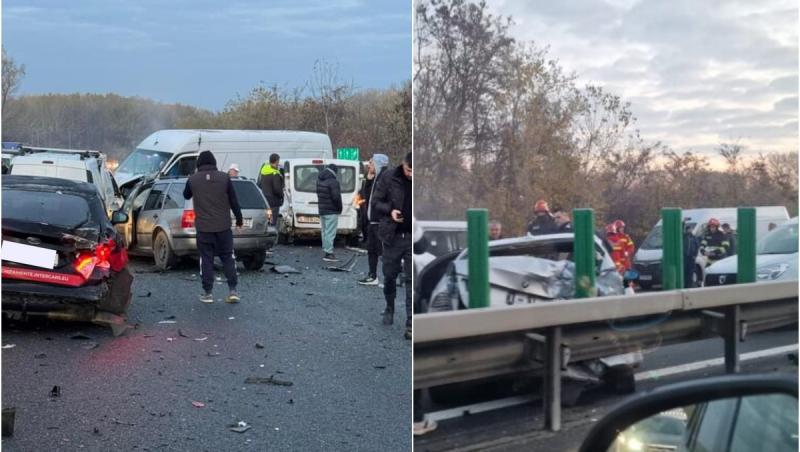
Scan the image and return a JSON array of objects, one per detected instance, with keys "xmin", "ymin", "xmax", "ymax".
[
  {"xmin": 757, "ymin": 263, "xmax": 790, "ymax": 281},
  {"xmin": 627, "ymin": 438, "xmax": 644, "ymax": 451}
]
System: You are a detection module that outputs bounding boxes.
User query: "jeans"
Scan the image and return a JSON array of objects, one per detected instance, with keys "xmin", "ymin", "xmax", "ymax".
[
  {"xmin": 269, "ymin": 206, "xmax": 280, "ymax": 227},
  {"xmin": 366, "ymin": 223, "xmax": 383, "ymax": 277},
  {"xmin": 320, "ymin": 214, "xmax": 339, "ymax": 254},
  {"xmin": 382, "ymin": 231, "xmax": 412, "ymax": 326},
  {"xmin": 197, "ymin": 229, "xmax": 237, "ymax": 293}
]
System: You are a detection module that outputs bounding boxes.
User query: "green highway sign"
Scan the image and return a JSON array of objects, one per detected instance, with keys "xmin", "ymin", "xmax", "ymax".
[{"xmin": 336, "ymin": 147, "xmax": 360, "ymax": 161}]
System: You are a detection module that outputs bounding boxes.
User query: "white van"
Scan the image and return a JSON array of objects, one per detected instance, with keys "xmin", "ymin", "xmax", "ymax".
[
  {"xmin": 280, "ymin": 158, "xmax": 362, "ymax": 243},
  {"xmin": 634, "ymin": 206, "xmax": 790, "ymax": 289},
  {"xmin": 10, "ymin": 150, "xmax": 123, "ymax": 216},
  {"xmin": 115, "ymin": 129, "xmax": 333, "ymax": 189}
]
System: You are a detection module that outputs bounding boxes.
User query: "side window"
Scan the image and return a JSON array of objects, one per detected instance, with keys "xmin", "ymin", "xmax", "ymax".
[
  {"xmin": 163, "ymin": 183, "xmax": 185, "ymax": 209},
  {"xmin": 86, "ymin": 170, "xmax": 94, "ymax": 183},
  {"xmin": 167, "ymin": 156, "xmax": 197, "ymax": 177},
  {"xmin": 689, "ymin": 398, "xmax": 737, "ymax": 452},
  {"xmin": 143, "ymin": 184, "xmax": 167, "ymax": 211},
  {"xmin": 730, "ymin": 394, "xmax": 797, "ymax": 452}
]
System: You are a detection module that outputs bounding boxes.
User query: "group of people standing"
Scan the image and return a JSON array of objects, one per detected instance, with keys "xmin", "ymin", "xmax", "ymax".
[{"xmin": 355, "ymin": 152, "xmax": 414, "ymax": 340}]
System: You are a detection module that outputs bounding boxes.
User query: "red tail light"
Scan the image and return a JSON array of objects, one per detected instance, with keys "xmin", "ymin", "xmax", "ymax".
[
  {"xmin": 312, "ymin": 159, "xmax": 324, "ymax": 164},
  {"xmin": 181, "ymin": 209, "xmax": 196, "ymax": 228},
  {"xmin": 73, "ymin": 252, "xmax": 97, "ymax": 280}
]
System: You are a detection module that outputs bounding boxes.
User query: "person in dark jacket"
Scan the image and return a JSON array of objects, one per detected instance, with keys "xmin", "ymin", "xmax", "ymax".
[
  {"xmin": 684, "ymin": 221, "xmax": 700, "ymax": 288},
  {"xmin": 721, "ymin": 223, "xmax": 736, "ymax": 256},
  {"xmin": 554, "ymin": 210, "xmax": 573, "ymax": 232},
  {"xmin": 527, "ymin": 199, "xmax": 559, "ymax": 235},
  {"xmin": 183, "ymin": 150, "xmax": 243, "ymax": 304},
  {"xmin": 371, "ymin": 152, "xmax": 412, "ymax": 339},
  {"xmin": 316, "ymin": 163, "xmax": 343, "ymax": 262},
  {"xmin": 358, "ymin": 154, "xmax": 390, "ymax": 285},
  {"xmin": 259, "ymin": 153, "xmax": 283, "ymax": 227}
]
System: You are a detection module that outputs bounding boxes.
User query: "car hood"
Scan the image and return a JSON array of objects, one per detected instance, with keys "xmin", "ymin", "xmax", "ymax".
[
  {"xmin": 635, "ymin": 247, "xmax": 662, "ymax": 262},
  {"xmin": 706, "ymin": 253, "xmax": 799, "ymax": 275}
]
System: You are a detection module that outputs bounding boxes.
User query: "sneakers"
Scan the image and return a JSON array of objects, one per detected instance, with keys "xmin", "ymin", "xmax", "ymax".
[
  {"xmin": 405, "ymin": 327, "xmax": 412, "ymax": 340},
  {"xmin": 199, "ymin": 292, "xmax": 214, "ymax": 303},
  {"xmin": 413, "ymin": 419, "xmax": 438, "ymax": 436},
  {"xmin": 357, "ymin": 275, "xmax": 379, "ymax": 286},
  {"xmin": 382, "ymin": 309, "xmax": 394, "ymax": 325},
  {"xmin": 226, "ymin": 290, "xmax": 240, "ymax": 304},
  {"xmin": 323, "ymin": 253, "xmax": 339, "ymax": 262}
]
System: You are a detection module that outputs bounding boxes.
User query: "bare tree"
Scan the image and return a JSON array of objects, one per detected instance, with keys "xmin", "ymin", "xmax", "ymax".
[{"xmin": 2, "ymin": 47, "xmax": 26, "ymax": 110}]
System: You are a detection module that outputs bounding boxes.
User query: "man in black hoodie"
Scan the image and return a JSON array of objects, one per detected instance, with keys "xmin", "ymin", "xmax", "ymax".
[
  {"xmin": 316, "ymin": 163, "xmax": 343, "ymax": 262},
  {"xmin": 183, "ymin": 150, "xmax": 243, "ymax": 304},
  {"xmin": 372, "ymin": 152, "xmax": 412, "ymax": 339}
]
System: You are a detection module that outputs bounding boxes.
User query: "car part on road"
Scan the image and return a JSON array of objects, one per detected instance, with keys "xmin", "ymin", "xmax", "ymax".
[
  {"xmin": 2, "ymin": 408, "xmax": 15, "ymax": 437},
  {"xmin": 242, "ymin": 251, "xmax": 267, "ymax": 271},
  {"xmin": 271, "ymin": 265, "xmax": 301, "ymax": 274},
  {"xmin": 324, "ymin": 253, "xmax": 357, "ymax": 272},
  {"xmin": 244, "ymin": 376, "xmax": 293, "ymax": 386}
]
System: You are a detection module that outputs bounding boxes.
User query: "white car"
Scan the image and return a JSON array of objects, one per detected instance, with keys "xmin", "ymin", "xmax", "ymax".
[
  {"xmin": 704, "ymin": 217, "xmax": 798, "ymax": 286},
  {"xmin": 10, "ymin": 149, "xmax": 123, "ymax": 216}
]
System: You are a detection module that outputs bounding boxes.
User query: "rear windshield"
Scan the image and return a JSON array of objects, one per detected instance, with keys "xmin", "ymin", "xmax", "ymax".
[
  {"xmin": 2, "ymin": 189, "xmax": 96, "ymax": 229},
  {"xmin": 232, "ymin": 181, "xmax": 267, "ymax": 209},
  {"xmin": 757, "ymin": 221, "xmax": 798, "ymax": 255},
  {"xmin": 293, "ymin": 165, "xmax": 356, "ymax": 193}
]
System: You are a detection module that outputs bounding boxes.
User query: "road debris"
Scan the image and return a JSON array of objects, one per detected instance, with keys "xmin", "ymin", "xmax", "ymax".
[
  {"xmin": 178, "ymin": 330, "xmax": 189, "ymax": 338},
  {"xmin": 271, "ymin": 265, "xmax": 301, "ymax": 274},
  {"xmin": 324, "ymin": 254, "xmax": 357, "ymax": 272},
  {"xmin": 207, "ymin": 352, "xmax": 221, "ymax": 357},
  {"xmin": 244, "ymin": 376, "xmax": 293, "ymax": 387},
  {"xmin": 191, "ymin": 401, "xmax": 205, "ymax": 408},
  {"xmin": 255, "ymin": 343, "xmax": 265, "ymax": 349},
  {"xmin": 194, "ymin": 337, "xmax": 208, "ymax": 342},
  {"xmin": 2, "ymin": 408, "xmax": 15, "ymax": 437},
  {"xmin": 229, "ymin": 421, "xmax": 251, "ymax": 433},
  {"xmin": 2, "ymin": 344, "xmax": 16, "ymax": 349},
  {"xmin": 345, "ymin": 246, "xmax": 368, "ymax": 254},
  {"xmin": 35, "ymin": 353, "xmax": 47, "ymax": 359},
  {"xmin": 81, "ymin": 342, "xmax": 99, "ymax": 350},
  {"xmin": 138, "ymin": 292, "xmax": 152, "ymax": 298},
  {"xmin": 50, "ymin": 385, "xmax": 61, "ymax": 398},
  {"xmin": 158, "ymin": 321, "xmax": 177, "ymax": 324},
  {"xmin": 228, "ymin": 317, "xmax": 235, "ymax": 320},
  {"xmin": 70, "ymin": 333, "xmax": 93, "ymax": 340},
  {"xmin": 111, "ymin": 418, "xmax": 135, "ymax": 426}
]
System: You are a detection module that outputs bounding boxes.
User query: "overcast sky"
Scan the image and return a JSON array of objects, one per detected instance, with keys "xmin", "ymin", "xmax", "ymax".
[
  {"xmin": 489, "ymin": 0, "xmax": 798, "ymax": 158},
  {"xmin": 2, "ymin": 0, "xmax": 410, "ymax": 111}
]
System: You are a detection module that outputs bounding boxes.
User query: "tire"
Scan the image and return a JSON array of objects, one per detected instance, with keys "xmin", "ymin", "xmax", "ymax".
[
  {"xmin": 242, "ymin": 250, "xmax": 267, "ymax": 271},
  {"xmin": 278, "ymin": 230, "xmax": 294, "ymax": 245},
  {"xmin": 153, "ymin": 230, "xmax": 178, "ymax": 271}
]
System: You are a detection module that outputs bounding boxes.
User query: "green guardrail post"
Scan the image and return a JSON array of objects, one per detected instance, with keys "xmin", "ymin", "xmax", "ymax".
[
  {"xmin": 573, "ymin": 209, "xmax": 596, "ymax": 298},
  {"xmin": 467, "ymin": 209, "xmax": 490, "ymax": 309},
  {"xmin": 662, "ymin": 208, "xmax": 684, "ymax": 291},
  {"xmin": 737, "ymin": 207, "xmax": 756, "ymax": 284}
]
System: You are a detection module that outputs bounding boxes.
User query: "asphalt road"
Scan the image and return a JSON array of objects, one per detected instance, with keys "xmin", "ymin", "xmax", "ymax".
[
  {"xmin": 2, "ymin": 242, "xmax": 411, "ymax": 451},
  {"xmin": 414, "ymin": 327, "xmax": 798, "ymax": 452}
]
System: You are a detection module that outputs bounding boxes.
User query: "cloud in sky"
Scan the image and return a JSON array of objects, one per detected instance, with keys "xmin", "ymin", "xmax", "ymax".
[
  {"xmin": 3, "ymin": 0, "xmax": 410, "ymax": 110},
  {"xmin": 489, "ymin": 0, "xmax": 798, "ymax": 156}
]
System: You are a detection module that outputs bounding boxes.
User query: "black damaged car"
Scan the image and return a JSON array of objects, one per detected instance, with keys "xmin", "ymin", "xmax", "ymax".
[{"xmin": 1, "ymin": 176, "xmax": 133, "ymax": 335}]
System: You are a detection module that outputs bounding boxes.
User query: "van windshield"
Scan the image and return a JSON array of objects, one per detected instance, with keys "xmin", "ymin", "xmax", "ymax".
[
  {"xmin": 293, "ymin": 165, "xmax": 356, "ymax": 193},
  {"xmin": 117, "ymin": 149, "xmax": 171, "ymax": 175},
  {"xmin": 640, "ymin": 222, "xmax": 696, "ymax": 250}
]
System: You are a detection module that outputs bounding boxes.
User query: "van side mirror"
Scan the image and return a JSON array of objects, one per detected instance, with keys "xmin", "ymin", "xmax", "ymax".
[{"xmin": 111, "ymin": 210, "xmax": 129, "ymax": 225}]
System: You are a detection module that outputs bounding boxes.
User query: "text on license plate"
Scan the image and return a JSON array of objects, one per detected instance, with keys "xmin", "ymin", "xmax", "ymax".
[{"xmin": 639, "ymin": 274, "xmax": 653, "ymax": 281}]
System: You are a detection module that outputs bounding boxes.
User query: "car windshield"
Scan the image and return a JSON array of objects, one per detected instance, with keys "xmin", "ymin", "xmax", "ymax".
[
  {"xmin": 2, "ymin": 189, "xmax": 94, "ymax": 229},
  {"xmin": 757, "ymin": 221, "xmax": 798, "ymax": 255},
  {"xmin": 640, "ymin": 222, "xmax": 697, "ymax": 250},
  {"xmin": 232, "ymin": 180, "xmax": 267, "ymax": 209},
  {"xmin": 293, "ymin": 165, "xmax": 356, "ymax": 193},
  {"xmin": 117, "ymin": 149, "xmax": 171, "ymax": 175}
]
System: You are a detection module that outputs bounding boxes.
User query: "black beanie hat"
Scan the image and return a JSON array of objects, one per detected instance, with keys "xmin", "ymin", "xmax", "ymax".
[{"xmin": 197, "ymin": 150, "xmax": 216, "ymax": 168}]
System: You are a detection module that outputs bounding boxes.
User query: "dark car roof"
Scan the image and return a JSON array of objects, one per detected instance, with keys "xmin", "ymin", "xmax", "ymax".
[{"xmin": 2, "ymin": 175, "xmax": 100, "ymax": 195}]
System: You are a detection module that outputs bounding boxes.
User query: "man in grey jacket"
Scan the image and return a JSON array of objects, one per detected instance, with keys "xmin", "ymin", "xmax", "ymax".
[{"xmin": 184, "ymin": 150, "xmax": 243, "ymax": 303}]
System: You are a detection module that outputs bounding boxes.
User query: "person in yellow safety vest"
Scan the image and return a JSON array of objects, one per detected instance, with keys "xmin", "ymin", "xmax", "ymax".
[
  {"xmin": 258, "ymin": 153, "xmax": 283, "ymax": 227},
  {"xmin": 613, "ymin": 219, "xmax": 635, "ymax": 272},
  {"xmin": 700, "ymin": 218, "xmax": 730, "ymax": 264}
]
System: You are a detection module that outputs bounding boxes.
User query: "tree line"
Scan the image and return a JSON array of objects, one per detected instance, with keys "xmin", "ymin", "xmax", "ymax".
[
  {"xmin": 2, "ymin": 52, "xmax": 411, "ymax": 166},
  {"xmin": 413, "ymin": 0, "xmax": 797, "ymax": 243}
]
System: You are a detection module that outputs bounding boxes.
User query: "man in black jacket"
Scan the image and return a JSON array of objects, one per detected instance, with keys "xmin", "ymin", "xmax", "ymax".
[
  {"xmin": 316, "ymin": 163, "xmax": 343, "ymax": 262},
  {"xmin": 259, "ymin": 153, "xmax": 283, "ymax": 227},
  {"xmin": 527, "ymin": 199, "xmax": 559, "ymax": 235},
  {"xmin": 358, "ymin": 154, "xmax": 390, "ymax": 285},
  {"xmin": 183, "ymin": 150, "xmax": 243, "ymax": 304},
  {"xmin": 372, "ymin": 152, "xmax": 412, "ymax": 339}
]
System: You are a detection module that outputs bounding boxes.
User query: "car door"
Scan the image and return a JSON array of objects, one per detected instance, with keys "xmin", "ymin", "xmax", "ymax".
[
  {"xmin": 137, "ymin": 182, "xmax": 168, "ymax": 251},
  {"xmin": 115, "ymin": 179, "xmax": 152, "ymax": 249}
]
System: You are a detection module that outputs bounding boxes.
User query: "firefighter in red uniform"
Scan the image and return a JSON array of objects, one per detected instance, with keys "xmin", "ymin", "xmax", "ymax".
[
  {"xmin": 613, "ymin": 219, "xmax": 635, "ymax": 272},
  {"xmin": 606, "ymin": 223, "xmax": 626, "ymax": 274}
]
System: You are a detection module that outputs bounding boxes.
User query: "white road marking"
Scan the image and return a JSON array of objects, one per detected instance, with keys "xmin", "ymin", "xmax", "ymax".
[
  {"xmin": 425, "ymin": 395, "xmax": 538, "ymax": 423},
  {"xmin": 635, "ymin": 344, "xmax": 798, "ymax": 381}
]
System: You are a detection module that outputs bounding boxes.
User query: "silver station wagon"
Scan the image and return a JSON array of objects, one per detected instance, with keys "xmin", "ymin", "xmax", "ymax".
[{"xmin": 117, "ymin": 176, "xmax": 276, "ymax": 270}]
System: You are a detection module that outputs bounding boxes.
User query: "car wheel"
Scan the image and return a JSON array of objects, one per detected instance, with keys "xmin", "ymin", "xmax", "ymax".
[
  {"xmin": 153, "ymin": 230, "xmax": 178, "ymax": 271},
  {"xmin": 242, "ymin": 250, "xmax": 267, "ymax": 271}
]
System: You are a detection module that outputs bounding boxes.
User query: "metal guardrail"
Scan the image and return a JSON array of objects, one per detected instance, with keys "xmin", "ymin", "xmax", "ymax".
[
  {"xmin": 414, "ymin": 280, "xmax": 797, "ymax": 343},
  {"xmin": 414, "ymin": 280, "xmax": 798, "ymax": 431}
]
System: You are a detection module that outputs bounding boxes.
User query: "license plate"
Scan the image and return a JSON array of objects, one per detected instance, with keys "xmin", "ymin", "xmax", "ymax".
[
  {"xmin": 233, "ymin": 218, "xmax": 253, "ymax": 228},
  {"xmin": 1, "ymin": 241, "xmax": 58, "ymax": 269},
  {"xmin": 297, "ymin": 215, "xmax": 320, "ymax": 224},
  {"xmin": 639, "ymin": 274, "xmax": 653, "ymax": 281}
]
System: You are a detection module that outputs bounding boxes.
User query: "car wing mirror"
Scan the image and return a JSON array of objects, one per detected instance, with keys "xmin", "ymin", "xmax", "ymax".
[
  {"xmin": 111, "ymin": 210, "xmax": 129, "ymax": 225},
  {"xmin": 579, "ymin": 374, "xmax": 797, "ymax": 452}
]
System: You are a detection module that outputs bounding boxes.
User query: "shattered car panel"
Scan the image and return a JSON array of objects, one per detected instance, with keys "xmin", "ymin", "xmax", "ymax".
[{"xmin": 427, "ymin": 234, "xmax": 624, "ymax": 311}]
